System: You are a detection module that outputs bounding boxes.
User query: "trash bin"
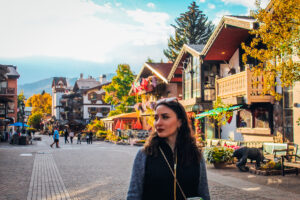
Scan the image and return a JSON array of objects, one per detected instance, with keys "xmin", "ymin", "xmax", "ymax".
[{"xmin": 19, "ymin": 136, "xmax": 27, "ymax": 145}]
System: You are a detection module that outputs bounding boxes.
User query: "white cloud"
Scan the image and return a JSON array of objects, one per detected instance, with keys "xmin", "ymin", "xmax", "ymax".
[
  {"xmin": 221, "ymin": 0, "xmax": 270, "ymax": 10},
  {"xmin": 212, "ymin": 10, "xmax": 231, "ymax": 25},
  {"xmin": 208, "ymin": 3, "xmax": 216, "ymax": 9},
  {"xmin": 147, "ymin": 2, "xmax": 155, "ymax": 9},
  {"xmin": 0, "ymin": 0, "xmax": 171, "ymax": 64},
  {"xmin": 199, "ymin": 0, "xmax": 206, "ymax": 3}
]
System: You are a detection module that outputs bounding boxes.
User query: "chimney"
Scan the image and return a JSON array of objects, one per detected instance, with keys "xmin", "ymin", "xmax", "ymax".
[
  {"xmin": 80, "ymin": 73, "xmax": 83, "ymax": 79},
  {"xmin": 99, "ymin": 74, "xmax": 106, "ymax": 84}
]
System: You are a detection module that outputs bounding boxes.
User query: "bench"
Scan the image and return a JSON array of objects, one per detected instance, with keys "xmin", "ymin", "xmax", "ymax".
[{"xmin": 279, "ymin": 143, "xmax": 300, "ymax": 176}]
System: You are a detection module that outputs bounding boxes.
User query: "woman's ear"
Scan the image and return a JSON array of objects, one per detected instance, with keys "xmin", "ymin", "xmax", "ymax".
[{"xmin": 177, "ymin": 119, "xmax": 182, "ymax": 129}]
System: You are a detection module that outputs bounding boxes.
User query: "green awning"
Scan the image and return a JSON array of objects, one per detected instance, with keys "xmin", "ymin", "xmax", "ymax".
[{"xmin": 195, "ymin": 105, "xmax": 243, "ymax": 119}]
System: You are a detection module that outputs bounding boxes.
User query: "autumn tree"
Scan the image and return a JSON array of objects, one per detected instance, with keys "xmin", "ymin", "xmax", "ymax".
[
  {"xmin": 26, "ymin": 92, "xmax": 52, "ymax": 115},
  {"xmin": 103, "ymin": 64, "xmax": 136, "ymax": 116},
  {"xmin": 164, "ymin": 1, "xmax": 214, "ymax": 61},
  {"xmin": 242, "ymin": 0, "xmax": 300, "ymax": 100}
]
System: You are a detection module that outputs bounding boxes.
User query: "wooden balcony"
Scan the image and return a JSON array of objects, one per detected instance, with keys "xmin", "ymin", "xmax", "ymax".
[{"xmin": 215, "ymin": 66, "xmax": 274, "ymax": 105}]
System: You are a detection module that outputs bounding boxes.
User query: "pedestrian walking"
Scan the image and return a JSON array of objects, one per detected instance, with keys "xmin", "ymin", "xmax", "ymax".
[
  {"xmin": 77, "ymin": 132, "xmax": 81, "ymax": 144},
  {"xmin": 69, "ymin": 131, "xmax": 74, "ymax": 144},
  {"xmin": 64, "ymin": 129, "xmax": 69, "ymax": 144},
  {"xmin": 86, "ymin": 133, "xmax": 89, "ymax": 144},
  {"xmin": 127, "ymin": 97, "xmax": 210, "ymax": 200},
  {"xmin": 89, "ymin": 131, "xmax": 93, "ymax": 144},
  {"xmin": 50, "ymin": 127, "xmax": 60, "ymax": 148}
]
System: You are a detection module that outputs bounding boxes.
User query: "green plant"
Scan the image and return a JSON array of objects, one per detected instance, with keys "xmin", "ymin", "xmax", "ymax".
[
  {"xmin": 204, "ymin": 146, "xmax": 234, "ymax": 164},
  {"xmin": 96, "ymin": 130, "xmax": 107, "ymax": 139}
]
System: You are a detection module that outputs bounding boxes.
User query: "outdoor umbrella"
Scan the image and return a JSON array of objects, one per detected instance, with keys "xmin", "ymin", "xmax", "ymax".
[
  {"xmin": 9, "ymin": 122, "xmax": 29, "ymax": 127},
  {"xmin": 131, "ymin": 120, "xmax": 136, "ymax": 130},
  {"xmin": 115, "ymin": 120, "xmax": 121, "ymax": 130},
  {"xmin": 120, "ymin": 120, "xmax": 125, "ymax": 130},
  {"xmin": 135, "ymin": 120, "xmax": 143, "ymax": 130}
]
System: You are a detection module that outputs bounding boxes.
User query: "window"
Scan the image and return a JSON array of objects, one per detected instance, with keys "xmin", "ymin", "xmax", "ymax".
[
  {"xmin": 184, "ymin": 69, "xmax": 191, "ymax": 99},
  {"xmin": 237, "ymin": 109, "xmax": 252, "ymax": 128},
  {"xmin": 283, "ymin": 87, "xmax": 293, "ymax": 141},
  {"xmin": 254, "ymin": 107, "xmax": 269, "ymax": 128},
  {"xmin": 192, "ymin": 56, "xmax": 201, "ymax": 97}
]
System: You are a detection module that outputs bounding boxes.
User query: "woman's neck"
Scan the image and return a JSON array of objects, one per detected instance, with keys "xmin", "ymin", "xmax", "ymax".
[{"xmin": 166, "ymin": 134, "xmax": 177, "ymax": 152}]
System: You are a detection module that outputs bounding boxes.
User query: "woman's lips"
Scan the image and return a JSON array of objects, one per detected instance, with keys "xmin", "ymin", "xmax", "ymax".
[{"xmin": 157, "ymin": 128, "xmax": 164, "ymax": 132}]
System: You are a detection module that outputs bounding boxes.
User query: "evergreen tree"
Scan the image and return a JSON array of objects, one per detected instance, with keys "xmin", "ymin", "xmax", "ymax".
[{"xmin": 164, "ymin": 1, "xmax": 214, "ymax": 62}]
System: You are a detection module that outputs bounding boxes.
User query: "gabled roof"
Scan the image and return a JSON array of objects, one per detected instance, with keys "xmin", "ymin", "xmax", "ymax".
[
  {"xmin": 201, "ymin": 15, "xmax": 256, "ymax": 60},
  {"xmin": 73, "ymin": 78, "xmax": 100, "ymax": 92},
  {"xmin": 136, "ymin": 62, "xmax": 173, "ymax": 84},
  {"xmin": 83, "ymin": 81, "xmax": 111, "ymax": 94},
  {"xmin": 168, "ymin": 15, "xmax": 256, "ymax": 81},
  {"xmin": 167, "ymin": 44, "xmax": 204, "ymax": 81},
  {"xmin": 0, "ymin": 65, "xmax": 20, "ymax": 79},
  {"xmin": 52, "ymin": 77, "xmax": 67, "ymax": 87}
]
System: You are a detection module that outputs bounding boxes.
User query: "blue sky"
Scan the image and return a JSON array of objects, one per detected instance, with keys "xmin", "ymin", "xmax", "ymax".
[{"xmin": 0, "ymin": 0, "xmax": 269, "ymax": 84}]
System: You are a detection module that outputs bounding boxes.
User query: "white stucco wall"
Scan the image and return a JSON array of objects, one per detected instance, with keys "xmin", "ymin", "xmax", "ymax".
[
  {"xmin": 220, "ymin": 48, "xmax": 240, "ymax": 78},
  {"xmin": 220, "ymin": 111, "xmax": 243, "ymax": 141}
]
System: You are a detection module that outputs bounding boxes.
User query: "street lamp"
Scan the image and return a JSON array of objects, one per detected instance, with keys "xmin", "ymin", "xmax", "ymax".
[{"xmin": 20, "ymin": 100, "xmax": 25, "ymax": 134}]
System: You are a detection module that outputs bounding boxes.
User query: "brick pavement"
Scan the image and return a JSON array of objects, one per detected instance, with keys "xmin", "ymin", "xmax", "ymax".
[{"xmin": 27, "ymin": 152, "xmax": 71, "ymax": 200}]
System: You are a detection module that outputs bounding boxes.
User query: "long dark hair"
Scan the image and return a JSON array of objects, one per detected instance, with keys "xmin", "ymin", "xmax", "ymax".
[{"xmin": 144, "ymin": 100, "xmax": 201, "ymax": 165}]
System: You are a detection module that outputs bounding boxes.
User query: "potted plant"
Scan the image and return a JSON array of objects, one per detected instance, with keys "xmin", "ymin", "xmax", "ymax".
[{"xmin": 204, "ymin": 146, "xmax": 234, "ymax": 168}]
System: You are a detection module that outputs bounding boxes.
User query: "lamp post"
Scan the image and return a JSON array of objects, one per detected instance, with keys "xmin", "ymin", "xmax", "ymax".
[{"xmin": 20, "ymin": 100, "xmax": 25, "ymax": 134}]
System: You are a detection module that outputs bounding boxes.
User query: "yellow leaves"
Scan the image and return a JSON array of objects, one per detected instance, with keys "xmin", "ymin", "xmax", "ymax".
[
  {"xmin": 26, "ymin": 93, "xmax": 52, "ymax": 116},
  {"xmin": 242, "ymin": 0, "xmax": 300, "ymax": 98}
]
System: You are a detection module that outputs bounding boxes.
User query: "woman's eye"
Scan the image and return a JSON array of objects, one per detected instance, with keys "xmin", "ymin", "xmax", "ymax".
[{"xmin": 162, "ymin": 116, "xmax": 169, "ymax": 119}]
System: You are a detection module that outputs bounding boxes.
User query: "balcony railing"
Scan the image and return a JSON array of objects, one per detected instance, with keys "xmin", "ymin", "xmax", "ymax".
[
  {"xmin": 0, "ymin": 87, "xmax": 15, "ymax": 95},
  {"xmin": 215, "ymin": 66, "xmax": 274, "ymax": 104}
]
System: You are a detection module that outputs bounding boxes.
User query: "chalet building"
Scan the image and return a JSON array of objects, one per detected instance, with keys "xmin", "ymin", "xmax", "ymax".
[
  {"xmin": 0, "ymin": 65, "xmax": 20, "ymax": 135},
  {"xmin": 129, "ymin": 62, "xmax": 182, "ymax": 130},
  {"xmin": 51, "ymin": 77, "xmax": 68, "ymax": 120},
  {"xmin": 82, "ymin": 75, "xmax": 111, "ymax": 123},
  {"xmin": 58, "ymin": 74, "xmax": 111, "ymax": 130},
  {"xmin": 169, "ymin": 16, "xmax": 279, "ymax": 142}
]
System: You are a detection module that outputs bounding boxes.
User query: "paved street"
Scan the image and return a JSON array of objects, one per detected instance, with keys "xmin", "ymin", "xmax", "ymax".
[{"xmin": 1, "ymin": 135, "xmax": 300, "ymax": 200}]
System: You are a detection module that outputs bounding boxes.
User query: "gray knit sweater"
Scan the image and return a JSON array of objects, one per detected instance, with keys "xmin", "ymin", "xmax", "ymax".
[{"xmin": 127, "ymin": 149, "xmax": 210, "ymax": 200}]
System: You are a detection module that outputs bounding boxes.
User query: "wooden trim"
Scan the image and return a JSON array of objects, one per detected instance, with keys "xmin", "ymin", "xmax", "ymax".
[{"xmin": 237, "ymin": 127, "xmax": 271, "ymax": 135}]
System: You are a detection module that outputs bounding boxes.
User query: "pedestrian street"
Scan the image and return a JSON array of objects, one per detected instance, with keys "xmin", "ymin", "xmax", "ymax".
[{"xmin": 1, "ymin": 135, "xmax": 300, "ymax": 200}]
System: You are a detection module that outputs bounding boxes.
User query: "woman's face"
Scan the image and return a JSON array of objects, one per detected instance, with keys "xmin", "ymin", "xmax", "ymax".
[{"xmin": 154, "ymin": 105, "xmax": 182, "ymax": 139}]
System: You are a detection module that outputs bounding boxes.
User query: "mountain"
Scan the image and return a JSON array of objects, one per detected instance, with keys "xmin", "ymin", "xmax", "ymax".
[{"xmin": 18, "ymin": 73, "xmax": 115, "ymax": 98}]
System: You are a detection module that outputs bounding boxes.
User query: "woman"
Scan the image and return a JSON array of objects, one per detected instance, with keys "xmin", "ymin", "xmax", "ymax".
[{"xmin": 127, "ymin": 98, "xmax": 210, "ymax": 200}]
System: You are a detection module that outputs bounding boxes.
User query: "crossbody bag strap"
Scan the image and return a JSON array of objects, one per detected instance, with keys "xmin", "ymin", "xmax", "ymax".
[{"xmin": 159, "ymin": 147, "xmax": 187, "ymax": 200}]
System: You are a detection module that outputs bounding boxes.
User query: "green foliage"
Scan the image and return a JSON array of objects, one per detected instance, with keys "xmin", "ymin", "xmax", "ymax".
[
  {"xmin": 96, "ymin": 130, "xmax": 108, "ymax": 139},
  {"xmin": 103, "ymin": 64, "xmax": 136, "ymax": 116},
  {"xmin": 86, "ymin": 119, "xmax": 105, "ymax": 132},
  {"xmin": 164, "ymin": 1, "xmax": 214, "ymax": 61},
  {"xmin": 208, "ymin": 97, "xmax": 233, "ymax": 126},
  {"xmin": 204, "ymin": 146, "xmax": 234, "ymax": 164},
  {"xmin": 242, "ymin": 0, "xmax": 300, "ymax": 100},
  {"xmin": 17, "ymin": 91, "xmax": 26, "ymax": 122},
  {"xmin": 28, "ymin": 112, "xmax": 43, "ymax": 129}
]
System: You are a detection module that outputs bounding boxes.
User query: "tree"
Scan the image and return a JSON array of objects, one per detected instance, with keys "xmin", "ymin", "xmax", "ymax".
[
  {"xmin": 103, "ymin": 64, "xmax": 136, "ymax": 116},
  {"xmin": 27, "ymin": 112, "xmax": 42, "ymax": 129},
  {"xmin": 17, "ymin": 91, "xmax": 26, "ymax": 122},
  {"xmin": 26, "ymin": 92, "xmax": 52, "ymax": 115},
  {"xmin": 242, "ymin": 0, "xmax": 300, "ymax": 100},
  {"xmin": 164, "ymin": 1, "xmax": 214, "ymax": 61}
]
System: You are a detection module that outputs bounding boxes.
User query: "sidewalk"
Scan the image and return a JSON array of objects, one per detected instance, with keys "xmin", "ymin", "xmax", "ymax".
[{"xmin": 206, "ymin": 163, "xmax": 300, "ymax": 199}]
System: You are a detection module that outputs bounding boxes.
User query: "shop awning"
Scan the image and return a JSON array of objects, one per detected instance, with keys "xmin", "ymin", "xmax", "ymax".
[{"xmin": 195, "ymin": 105, "xmax": 243, "ymax": 119}]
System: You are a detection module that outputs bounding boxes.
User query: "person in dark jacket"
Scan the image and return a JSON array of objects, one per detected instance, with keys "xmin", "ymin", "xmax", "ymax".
[
  {"xmin": 127, "ymin": 97, "xmax": 210, "ymax": 200},
  {"xmin": 64, "ymin": 129, "xmax": 69, "ymax": 144},
  {"xmin": 89, "ymin": 131, "xmax": 93, "ymax": 144}
]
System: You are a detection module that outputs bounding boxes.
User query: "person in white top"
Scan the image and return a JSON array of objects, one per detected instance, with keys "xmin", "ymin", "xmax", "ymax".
[{"xmin": 69, "ymin": 131, "xmax": 74, "ymax": 144}]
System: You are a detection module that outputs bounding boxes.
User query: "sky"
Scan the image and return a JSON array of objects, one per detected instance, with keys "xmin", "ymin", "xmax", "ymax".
[{"xmin": 0, "ymin": 0, "xmax": 270, "ymax": 84}]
